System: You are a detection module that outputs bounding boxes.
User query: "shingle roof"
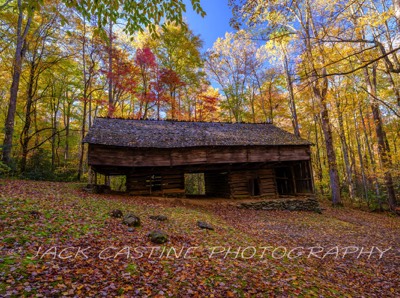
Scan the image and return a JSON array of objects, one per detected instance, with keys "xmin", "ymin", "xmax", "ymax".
[{"xmin": 83, "ymin": 118, "xmax": 311, "ymax": 148}]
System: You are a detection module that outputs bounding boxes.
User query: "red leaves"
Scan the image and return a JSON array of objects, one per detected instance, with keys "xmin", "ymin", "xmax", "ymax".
[
  {"xmin": 100, "ymin": 48, "xmax": 139, "ymax": 97},
  {"xmin": 159, "ymin": 68, "xmax": 184, "ymax": 89},
  {"xmin": 135, "ymin": 47, "xmax": 157, "ymax": 69}
]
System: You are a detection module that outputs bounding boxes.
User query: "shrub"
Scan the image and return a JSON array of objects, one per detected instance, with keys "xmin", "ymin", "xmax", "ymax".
[
  {"xmin": 23, "ymin": 149, "xmax": 54, "ymax": 181},
  {"xmin": 53, "ymin": 165, "xmax": 78, "ymax": 182},
  {"xmin": 0, "ymin": 160, "xmax": 11, "ymax": 177}
]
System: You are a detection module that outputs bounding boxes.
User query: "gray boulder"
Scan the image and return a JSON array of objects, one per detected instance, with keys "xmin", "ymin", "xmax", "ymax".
[
  {"xmin": 197, "ymin": 221, "xmax": 214, "ymax": 230},
  {"xmin": 148, "ymin": 230, "xmax": 168, "ymax": 244},
  {"xmin": 122, "ymin": 213, "xmax": 141, "ymax": 227},
  {"xmin": 149, "ymin": 215, "xmax": 168, "ymax": 221}
]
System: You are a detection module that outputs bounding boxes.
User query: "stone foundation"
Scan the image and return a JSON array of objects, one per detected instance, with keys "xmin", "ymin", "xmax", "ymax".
[{"xmin": 239, "ymin": 197, "xmax": 321, "ymax": 213}]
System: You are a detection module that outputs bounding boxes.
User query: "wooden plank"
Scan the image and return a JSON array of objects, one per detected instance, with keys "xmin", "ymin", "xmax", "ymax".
[
  {"xmin": 206, "ymin": 148, "xmax": 247, "ymax": 163},
  {"xmin": 171, "ymin": 149, "xmax": 207, "ymax": 165},
  {"xmin": 162, "ymin": 188, "xmax": 185, "ymax": 194},
  {"xmin": 247, "ymin": 147, "xmax": 280, "ymax": 162}
]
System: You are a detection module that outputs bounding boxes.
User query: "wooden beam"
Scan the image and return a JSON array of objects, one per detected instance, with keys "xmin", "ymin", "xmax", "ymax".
[{"xmin": 88, "ymin": 144, "xmax": 311, "ymax": 168}]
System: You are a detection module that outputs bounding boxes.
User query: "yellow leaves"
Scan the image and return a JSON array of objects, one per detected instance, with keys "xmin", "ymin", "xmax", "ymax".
[{"xmin": 357, "ymin": 8, "xmax": 394, "ymax": 28}]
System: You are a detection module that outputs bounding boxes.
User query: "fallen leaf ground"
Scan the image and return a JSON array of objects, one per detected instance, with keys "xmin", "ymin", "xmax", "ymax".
[{"xmin": 0, "ymin": 179, "xmax": 399, "ymax": 297}]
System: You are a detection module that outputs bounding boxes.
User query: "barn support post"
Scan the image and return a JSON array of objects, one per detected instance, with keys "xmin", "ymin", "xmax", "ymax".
[
  {"xmin": 308, "ymin": 159, "xmax": 316, "ymax": 194},
  {"xmin": 88, "ymin": 166, "xmax": 94, "ymax": 184},
  {"xmin": 290, "ymin": 166, "xmax": 298, "ymax": 195}
]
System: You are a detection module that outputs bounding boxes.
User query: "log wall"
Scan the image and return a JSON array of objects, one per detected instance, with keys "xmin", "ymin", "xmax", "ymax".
[
  {"xmin": 126, "ymin": 171, "xmax": 185, "ymax": 197},
  {"xmin": 258, "ymin": 168, "xmax": 278, "ymax": 197},
  {"xmin": 228, "ymin": 168, "xmax": 277, "ymax": 199},
  {"xmin": 88, "ymin": 145, "xmax": 311, "ymax": 168},
  {"xmin": 125, "ymin": 168, "xmax": 277, "ymax": 198}
]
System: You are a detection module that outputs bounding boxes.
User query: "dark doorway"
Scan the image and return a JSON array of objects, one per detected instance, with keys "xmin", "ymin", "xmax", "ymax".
[
  {"xmin": 275, "ymin": 167, "xmax": 295, "ymax": 195},
  {"xmin": 204, "ymin": 172, "xmax": 229, "ymax": 197},
  {"xmin": 293, "ymin": 161, "xmax": 313, "ymax": 193},
  {"xmin": 249, "ymin": 177, "xmax": 261, "ymax": 196}
]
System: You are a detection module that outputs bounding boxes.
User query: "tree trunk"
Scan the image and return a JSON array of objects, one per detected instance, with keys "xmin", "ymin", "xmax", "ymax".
[
  {"xmin": 64, "ymin": 90, "xmax": 71, "ymax": 161},
  {"xmin": 78, "ymin": 19, "xmax": 88, "ymax": 180},
  {"xmin": 2, "ymin": 0, "xmax": 32, "ymax": 164},
  {"xmin": 353, "ymin": 111, "xmax": 369, "ymax": 202},
  {"xmin": 358, "ymin": 102, "xmax": 382, "ymax": 204},
  {"xmin": 107, "ymin": 20, "xmax": 114, "ymax": 117},
  {"xmin": 363, "ymin": 65, "xmax": 397, "ymax": 210},
  {"xmin": 19, "ymin": 57, "xmax": 36, "ymax": 173},
  {"xmin": 315, "ymin": 86, "xmax": 342, "ymax": 205},
  {"xmin": 303, "ymin": 3, "xmax": 342, "ymax": 205},
  {"xmin": 313, "ymin": 114, "xmax": 324, "ymax": 195},
  {"xmin": 282, "ymin": 49, "xmax": 300, "ymax": 137},
  {"xmin": 334, "ymin": 93, "xmax": 356, "ymax": 201}
]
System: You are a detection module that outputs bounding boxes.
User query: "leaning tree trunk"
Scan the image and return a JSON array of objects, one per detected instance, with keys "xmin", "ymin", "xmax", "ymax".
[{"xmin": 2, "ymin": 0, "xmax": 32, "ymax": 164}]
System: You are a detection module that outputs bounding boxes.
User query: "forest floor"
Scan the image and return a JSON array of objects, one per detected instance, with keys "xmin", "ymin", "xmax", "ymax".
[{"xmin": 1, "ymin": 179, "xmax": 399, "ymax": 297}]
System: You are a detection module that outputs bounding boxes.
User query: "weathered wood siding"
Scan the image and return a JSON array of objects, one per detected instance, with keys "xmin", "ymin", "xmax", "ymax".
[
  {"xmin": 162, "ymin": 172, "xmax": 185, "ymax": 196},
  {"xmin": 125, "ymin": 168, "xmax": 278, "ymax": 198},
  {"xmin": 228, "ymin": 168, "xmax": 277, "ymax": 199},
  {"xmin": 126, "ymin": 171, "xmax": 185, "ymax": 196},
  {"xmin": 88, "ymin": 145, "xmax": 311, "ymax": 168},
  {"xmin": 258, "ymin": 168, "xmax": 278, "ymax": 197},
  {"xmin": 126, "ymin": 173, "xmax": 149, "ymax": 195}
]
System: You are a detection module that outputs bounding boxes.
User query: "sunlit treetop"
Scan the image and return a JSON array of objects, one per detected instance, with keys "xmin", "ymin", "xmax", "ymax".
[{"xmin": 65, "ymin": 0, "xmax": 206, "ymax": 35}]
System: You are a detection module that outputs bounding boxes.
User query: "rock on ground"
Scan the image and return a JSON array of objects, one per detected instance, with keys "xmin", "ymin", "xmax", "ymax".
[
  {"xmin": 110, "ymin": 209, "xmax": 123, "ymax": 218},
  {"xmin": 148, "ymin": 230, "xmax": 168, "ymax": 244},
  {"xmin": 197, "ymin": 221, "xmax": 214, "ymax": 230},
  {"xmin": 149, "ymin": 215, "xmax": 168, "ymax": 221},
  {"xmin": 122, "ymin": 213, "xmax": 141, "ymax": 227}
]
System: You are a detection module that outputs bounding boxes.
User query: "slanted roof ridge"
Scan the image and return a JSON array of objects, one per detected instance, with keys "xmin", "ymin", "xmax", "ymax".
[
  {"xmin": 94, "ymin": 116, "xmax": 274, "ymax": 125},
  {"xmin": 84, "ymin": 117, "xmax": 311, "ymax": 148}
]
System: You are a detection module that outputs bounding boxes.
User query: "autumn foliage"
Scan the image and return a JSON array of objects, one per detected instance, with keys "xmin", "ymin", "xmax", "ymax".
[{"xmin": 1, "ymin": 179, "xmax": 399, "ymax": 296}]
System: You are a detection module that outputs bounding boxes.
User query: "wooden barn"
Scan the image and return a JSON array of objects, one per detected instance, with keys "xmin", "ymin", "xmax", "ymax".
[{"xmin": 83, "ymin": 118, "xmax": 314, "ymax": 198}]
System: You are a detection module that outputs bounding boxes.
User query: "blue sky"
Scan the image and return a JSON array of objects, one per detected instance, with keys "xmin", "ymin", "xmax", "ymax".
[{"xmin": 183, "ymin": 0, "xmax": 233, "ymax": 51}]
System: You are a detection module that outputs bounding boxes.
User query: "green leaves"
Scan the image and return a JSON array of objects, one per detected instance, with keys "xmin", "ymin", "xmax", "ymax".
[{"xmin": 67, "ymin": 0, "xmax": 205, "ymax": 36}]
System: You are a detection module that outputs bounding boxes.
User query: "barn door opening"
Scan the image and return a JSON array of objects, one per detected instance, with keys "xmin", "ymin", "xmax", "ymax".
[
  {"xmin": 275, "ymin": 166, "xmax": 295, "ymax": 195},
  {"xmin": 249, "ymin": 177, "xmax": 261, "ymax": 196},
  {"xmin": 293, "ymin": 161, "xmax": 313, "ymax": 193},
  {"xmin": 184, "ymin": 173, "xmax": 205, "ymax": 195}
]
